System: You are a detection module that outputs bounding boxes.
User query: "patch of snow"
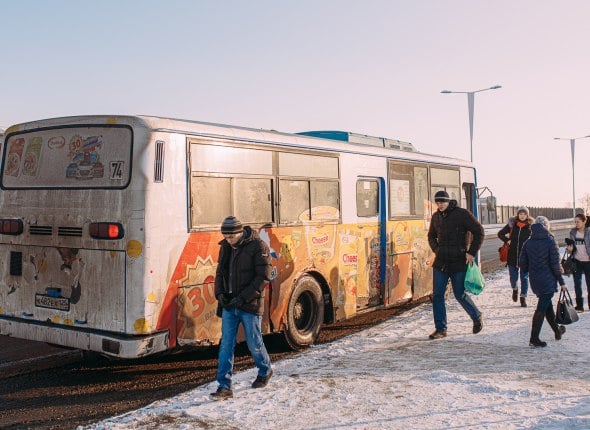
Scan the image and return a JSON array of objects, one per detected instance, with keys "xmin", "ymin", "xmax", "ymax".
[{"xmin": 83, "ymin": 266, "xmax": 590, "ymax": 430}]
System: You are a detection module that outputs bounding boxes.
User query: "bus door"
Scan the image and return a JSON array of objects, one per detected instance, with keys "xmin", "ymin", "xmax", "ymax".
[
  {"xmin": 385, "ymin": 162, "xmax": 431, "ymax": 305},
  {"xmin": 355, "ymin": 177, "xmax": 386, "ymax": 310}
]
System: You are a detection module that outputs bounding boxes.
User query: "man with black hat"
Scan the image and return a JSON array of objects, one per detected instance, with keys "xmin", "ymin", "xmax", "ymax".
[
  {"xmin": 427, "ymin": 190, "xmax": 485, "ymax": 340},
  {"xmin": 210, "ymin": 216, "xmax": 273, "ymax": 400}
]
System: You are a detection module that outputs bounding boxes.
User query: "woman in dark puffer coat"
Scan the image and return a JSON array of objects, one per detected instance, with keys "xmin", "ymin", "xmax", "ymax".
[
  {"xmin": 519, "ymin": 216, "xmax": 568, "ymax": 347},
  {"xmin": 497, "ymin": 206, "xmax": 534, "ymax": 307}
]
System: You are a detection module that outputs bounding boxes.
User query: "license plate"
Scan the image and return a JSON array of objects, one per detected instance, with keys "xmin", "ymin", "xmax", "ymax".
[{"xmin": 35, "ymin": 294, "xmax": 70, "ymax": 311}]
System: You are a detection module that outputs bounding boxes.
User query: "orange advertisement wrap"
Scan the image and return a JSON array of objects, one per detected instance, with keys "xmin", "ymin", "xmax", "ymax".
[
  {"xmin": 155, "ymin": 220, "xmax": 432, "ymax": 348},
  {"xmin": 387, "ymin": 221, "xmax": 413, "ymax": 305}
]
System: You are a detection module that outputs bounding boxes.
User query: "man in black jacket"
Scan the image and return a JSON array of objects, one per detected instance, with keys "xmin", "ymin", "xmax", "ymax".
[
  {"xmin": 210, "ymin": 216, "xmax": 273, "ymax": 400},
  {"xmin": 427, "ymin": 191, "xmax": 485, "ymax": 340}
]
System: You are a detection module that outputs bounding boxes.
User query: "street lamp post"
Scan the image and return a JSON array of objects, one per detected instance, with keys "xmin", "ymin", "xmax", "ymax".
[
  {"xmin": 554, "ymin": 135, "xmax": 590, "ymax": 218},
  {"xmin": 441, "ymin": 85, "xmax": 502, "ymax": 162}
]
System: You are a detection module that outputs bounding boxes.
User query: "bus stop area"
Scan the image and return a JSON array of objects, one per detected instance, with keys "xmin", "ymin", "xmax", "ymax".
[
  {"xmin": 0, "ymin": 221, "xmax": 574, "ymax": 378},
  {"xmin": 87, "ymin": 265, "xmax": 590, "ymax": 429}
]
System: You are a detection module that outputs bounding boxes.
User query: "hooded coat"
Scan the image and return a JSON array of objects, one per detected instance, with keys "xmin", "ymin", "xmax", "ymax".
[
  {"xmin": 519, "ymin": 223, "xmax": 565, "ymax": 296},
  {"xmin": 428, "ymin": 200, "xmax": 485, "ymax": 272},
  {"xmin": 214, "ymin": 226, "xmax": 272, "ymax": 316},
  {"xmin": 497, "ymin": 215, "xmax": 534, "ymax": 267}
]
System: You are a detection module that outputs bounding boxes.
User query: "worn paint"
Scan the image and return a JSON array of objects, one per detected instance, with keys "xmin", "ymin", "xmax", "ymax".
[{"xmin": 152, "ymin": 219, "xmax": 434, "ymax": 347}]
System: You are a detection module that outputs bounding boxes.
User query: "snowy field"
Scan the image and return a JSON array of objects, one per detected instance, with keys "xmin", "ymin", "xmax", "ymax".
[{"xmin": 83, "ymin": 268, "xmax": 590, "ymax": 430}]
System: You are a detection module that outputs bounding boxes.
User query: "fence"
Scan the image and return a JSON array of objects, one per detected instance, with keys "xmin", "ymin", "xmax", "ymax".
[{"xmin": 479, "ymin": 203, "xmax": 583, "ymax": 225}]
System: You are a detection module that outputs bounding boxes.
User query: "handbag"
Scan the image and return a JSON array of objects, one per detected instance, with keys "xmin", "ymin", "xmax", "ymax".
[
  {"xmin": 556, "ymin": 289, "xmax": 579, "ymax": 325},
  {"xmin": 498, "ymin": 242, "xmax": 509, "ymax": 262},
  {"xmin": 498, "ymin": 227, "xmax": 512, "ymax": 263},
  {"xmin": 561, "ymin": 250, "xmax": 577, "ymax": 276},
  {"xmin": 464, "ymin": 262, "xmax": 485, "ymax": 295}
]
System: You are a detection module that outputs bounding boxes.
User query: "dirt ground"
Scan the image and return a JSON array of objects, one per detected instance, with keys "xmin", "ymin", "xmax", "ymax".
[{"xmin": 0, "ymin": 298, "xmax": 428, "ymax": 430}]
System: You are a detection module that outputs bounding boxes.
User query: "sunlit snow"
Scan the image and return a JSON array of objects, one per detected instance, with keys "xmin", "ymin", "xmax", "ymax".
[{"xmin": 83, "ymin": 267, "xmax": 590, "ymax": 430}]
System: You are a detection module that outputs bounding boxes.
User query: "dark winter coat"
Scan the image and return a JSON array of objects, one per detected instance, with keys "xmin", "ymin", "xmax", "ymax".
[
  {"xmin": 214, "ymin": 226, "xmax": 272, "ymax": 316},
  {"xmin": 428, "ymin": 200, "xmax": 485, "ymax": 272},
  {"xmin": 519, "ymin": 224, "xmax": 565, "ymax": 297},
  {"xmin": 497, "ymin": 216, "xmax": 534, "ymax": 267}
]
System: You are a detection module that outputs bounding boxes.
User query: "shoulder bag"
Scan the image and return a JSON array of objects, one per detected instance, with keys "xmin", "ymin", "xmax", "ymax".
[
  {"xmin": 498, "ymin": 227, "xmax": 512, "ymax": 263},
  {"xmin": 561, "ymin": 250, "xmax": 577, "ymax": 276},
  {"xmin": 556, "ymin": 289, "xmax": 579, "ymax": 325}
]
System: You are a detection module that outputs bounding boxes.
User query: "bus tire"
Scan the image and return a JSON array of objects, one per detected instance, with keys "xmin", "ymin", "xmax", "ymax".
[{"xmin": 284, "ymin": 275, "xmax": 324, "ymax": 350}]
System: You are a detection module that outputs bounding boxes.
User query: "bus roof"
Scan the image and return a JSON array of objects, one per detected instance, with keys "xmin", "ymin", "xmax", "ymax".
[{"xmin": 3, "ymin": 115, "xmax": 473, "ymax": 168}]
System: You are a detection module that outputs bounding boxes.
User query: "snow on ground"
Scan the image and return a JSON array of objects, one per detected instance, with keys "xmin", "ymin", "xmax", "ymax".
[{"xmin": 83, "ymin": 268, "xmax": 590, "ymax": 430}]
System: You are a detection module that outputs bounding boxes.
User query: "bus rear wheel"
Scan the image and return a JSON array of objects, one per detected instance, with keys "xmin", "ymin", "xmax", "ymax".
[{"xmin": 284, "ymin": 275, "xmax": 324, "ymax": 350}]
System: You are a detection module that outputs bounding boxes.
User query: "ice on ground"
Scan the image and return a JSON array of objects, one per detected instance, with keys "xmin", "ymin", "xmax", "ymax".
[{"xmin": 83, "ymin": 268, "xmax": 590, "ymax": 430}]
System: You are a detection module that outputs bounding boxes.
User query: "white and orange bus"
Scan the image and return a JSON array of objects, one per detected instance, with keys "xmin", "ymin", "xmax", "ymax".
[{"xmin": 0, "ymin": 116, "xmax": 477, "ymax": 358}]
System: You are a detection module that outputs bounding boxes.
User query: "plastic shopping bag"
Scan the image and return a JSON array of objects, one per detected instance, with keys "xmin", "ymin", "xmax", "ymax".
[{"xmin": 465, "ymin": 262, "xmax": 485, "ymax": 295}]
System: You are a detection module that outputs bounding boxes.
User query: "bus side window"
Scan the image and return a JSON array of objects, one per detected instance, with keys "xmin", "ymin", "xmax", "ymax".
[
  {"xmin": 311, "ymin": 180, "xmax": 339, "ymax": 221},
  {"xmin": 191, "ymin": 176, "xmax": 231, "ymax": 226},
  {"xmin": 234, "ymin": 178, "xmax": 273, "ymax": 225},
  {"xmin": 279, "ymin": 180, "xmax": 310, "ymax": 223},
  {"xmin": 388, "ymin": 162, "xmax": 428, "ymax": 218},
  {"xmin": 356, "ymin": 179, "xmax": 379, "ymax": 217}
]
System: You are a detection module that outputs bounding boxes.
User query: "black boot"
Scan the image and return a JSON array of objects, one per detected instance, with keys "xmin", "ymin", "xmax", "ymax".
[
  {"xmin": 512, "ymin": 289, "xmax": 518, "ymax": 302},
  {"xmin": 529, "ymin": 309, "xmax": 547, "ymax": 347},
  {"xmin": 520, "ymin": 296, "xmax": 527, "ymax": 307},
  {"xmin": 545, "ymin": 306, "xmax": 565, "ymax": 340},
  {"xmin": 575, "ymin": 298, "xmax": 584, "ymax": 312}
]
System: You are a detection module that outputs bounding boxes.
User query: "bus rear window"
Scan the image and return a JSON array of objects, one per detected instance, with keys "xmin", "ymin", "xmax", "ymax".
[{"xmin": 1, "ymin": 125, "xmax": 132, "ymax": 189}]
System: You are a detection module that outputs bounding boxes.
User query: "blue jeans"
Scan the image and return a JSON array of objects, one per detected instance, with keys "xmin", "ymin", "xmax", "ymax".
[
  {"xmin": 216, "ymin": 307, "xmax": 272, "ymax": 389},
  {"xmin": 433, "ymin": 268, "xmax": 481, "ymax": 332},
  {"xmin": 508, "ymin": 265, "xmax": 529, "ymax": 297},
  {"xmin": 573, "ymin": 260, "xmax": 590, "ymax": 300}
]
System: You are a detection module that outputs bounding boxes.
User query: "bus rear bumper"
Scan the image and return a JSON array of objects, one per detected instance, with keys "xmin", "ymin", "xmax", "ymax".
[{"xmin": 0, "ymin": 317, "xmax": 169, "ymax": 359}]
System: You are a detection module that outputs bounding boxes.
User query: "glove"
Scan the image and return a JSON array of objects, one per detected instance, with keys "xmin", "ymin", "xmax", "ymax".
[
  {"xmin": 217, "ymin": 294, "xmax": 230, "ymax": 307},
  {"xmin": 227, "ymin": 296, "xmax": 245, "ymax": 308}
]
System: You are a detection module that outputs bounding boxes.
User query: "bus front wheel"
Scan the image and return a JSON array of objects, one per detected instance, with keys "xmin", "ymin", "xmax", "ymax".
[{"xmin": 284, "ymin": 275, "xmax": 324, "ymax": 350}]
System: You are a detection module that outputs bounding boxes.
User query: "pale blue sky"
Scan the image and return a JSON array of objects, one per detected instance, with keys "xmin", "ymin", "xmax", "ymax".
[{"xmin": 1, "ymin": 0, "xmax": 589, "ymax": 207}]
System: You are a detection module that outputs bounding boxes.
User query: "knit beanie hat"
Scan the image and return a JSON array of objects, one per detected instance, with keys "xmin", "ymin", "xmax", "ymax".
[
  {"xmin": 220, "ymin": 216, "xmax": 243, "ymax": 234},
  {"xmin": 434, "ymin": 190, "xmax": 450, "ymax": 203},
  {"xmin": 534, "ymin": 215, "xmax": 550, "ymax": 229},
  {"xmin": 517, "ymin": 206, "xmax": 529, "ymax": 216}
]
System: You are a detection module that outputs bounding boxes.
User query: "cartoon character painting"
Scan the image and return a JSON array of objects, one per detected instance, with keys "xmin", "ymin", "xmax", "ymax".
[{"xmin": 66, "ymin": 135, "xmax": 104, "ymax": 180}]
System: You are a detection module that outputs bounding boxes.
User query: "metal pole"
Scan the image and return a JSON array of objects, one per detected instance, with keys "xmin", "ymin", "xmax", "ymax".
[
  {"xmin": 571, "ymin": 138, "xmax": 576, "ymax": 217},
  {"xmin": 467, "ymin": 92, "xmax": 475, "ymax": 162}
]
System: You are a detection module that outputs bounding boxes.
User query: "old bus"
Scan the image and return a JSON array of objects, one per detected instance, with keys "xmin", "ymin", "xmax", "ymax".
[{"xmin": 0, "ymin": 116, "xmax": 477, "ymax": 358}]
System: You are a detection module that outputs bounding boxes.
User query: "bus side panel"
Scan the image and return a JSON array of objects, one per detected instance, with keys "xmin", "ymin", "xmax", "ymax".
[
  {"xmin": 0, "ymin": 245, "xmax": 125, "ymax": 332},
  {"xmin": 385, "ymin": 219, "xmax": 435, "ymax": 304},
  {"xmin": 155, "ymin": 232, "xmax": 222, "ymax": 347}
]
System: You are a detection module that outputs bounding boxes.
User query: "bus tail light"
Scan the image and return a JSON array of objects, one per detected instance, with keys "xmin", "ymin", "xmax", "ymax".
[
  {"xmin": 89, "ymin": 222, "xmax": 125, "ymax": 240},
  {"xmin": 0, "ymin": 219, "xmax": 24, "ymax": 235}
]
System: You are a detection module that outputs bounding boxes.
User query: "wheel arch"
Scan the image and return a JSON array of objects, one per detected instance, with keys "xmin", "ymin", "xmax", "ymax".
[{"xmin": 304, "ymin": 270, "xmax": 334, "ymax": 325}]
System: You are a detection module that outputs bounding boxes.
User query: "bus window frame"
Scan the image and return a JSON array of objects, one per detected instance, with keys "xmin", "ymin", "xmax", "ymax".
[
  {"xmin": 0, "ymin": 124, "xmax": 134, "ymax": 190},
  {"xmin": 356, "ymin": 178, "xmax": 379, "ymax": 218},
  {"xmin": 187, "ymin": 138, "xmax": 341, "ymax": 231},
  {"xmin": 429, "ymin": 165, "xmax": 462, "ymax": 207},
  {"xmin": 387, "ymin": 159, "xmax": 430, "ymax": 220}
]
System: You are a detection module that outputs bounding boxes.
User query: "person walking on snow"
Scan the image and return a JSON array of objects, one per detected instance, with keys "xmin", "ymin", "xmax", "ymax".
[
  {"xmin": 497, "ymin": 206, "xmax": 534, "ymax": 307},
  {"xmin": 519, "ymin": 216, "xmax": 567, "ymax": 347},
  {"xmin": 210, "ymin": 216, "xmax": 273, "ymax": 400},
  {"xmin": 427, "ymin": 190, "xmax": 485, "ymax": 340},
  {"xmin": 568, "ymin": 213, "xmax": 590, "ymax": 312}
]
